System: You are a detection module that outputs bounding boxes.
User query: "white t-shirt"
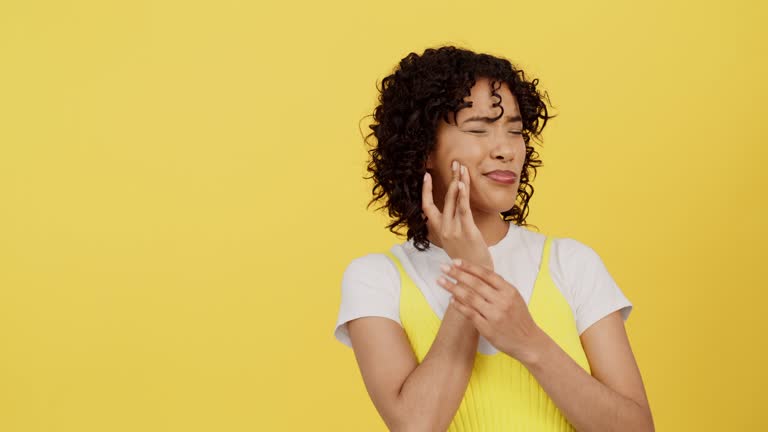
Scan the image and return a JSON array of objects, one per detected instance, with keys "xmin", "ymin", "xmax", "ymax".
[{"xmin": 333, "ymin": 223, "xmax": 633, "ymax": 355}]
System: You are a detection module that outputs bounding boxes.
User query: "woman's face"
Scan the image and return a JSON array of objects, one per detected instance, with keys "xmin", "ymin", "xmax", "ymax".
[{"xmin": 426, "ymin": 77, "xmax": 526, "ymax": 216}]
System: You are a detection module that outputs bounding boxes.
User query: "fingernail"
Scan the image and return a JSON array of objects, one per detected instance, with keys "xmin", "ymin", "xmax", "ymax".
[
  {"xmin": 452, "ymin": 258, "xmax": 462, "ymax": 266},
  {"xmin": 452, "ymin": 161, "xmax": 458, "ymax": 171},
  {"xmin": 440, "ymin": 264, "xmax": 450, "ymax": 272},
  {"xmin": 424, "ymin": 172, "xmax": 429, "ymax": 181},
  {"xmin": 461, "ymin": 165, "xmax": 467, "ymax": 176},
  {"xmin": 458, "ymin": 181, "xmax": 464, "ymax": 190}
]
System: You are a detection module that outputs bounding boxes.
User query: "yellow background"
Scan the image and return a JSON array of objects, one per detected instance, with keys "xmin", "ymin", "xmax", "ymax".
[{"xmin": 1, "ymin": 0, "xmax": 765, "ymax": 430}]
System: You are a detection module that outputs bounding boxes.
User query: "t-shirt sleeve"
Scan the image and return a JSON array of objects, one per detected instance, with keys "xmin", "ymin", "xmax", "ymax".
[
  {"xmin": 333, "ymin": 253, "xmax": 401, "ymax": 349},
  {"xmin": 554, "ymin": 238, "xmax": 633, "ymax": 336}
]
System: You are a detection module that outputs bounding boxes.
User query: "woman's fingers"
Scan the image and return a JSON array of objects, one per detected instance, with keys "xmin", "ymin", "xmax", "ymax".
[
  {"xmin": 437, "ymin": 273, "xmax": 493, "ymax": 320},
  {"xmin": 441, "ymin": 161, "xmax": 461, "ymax": 228},
  {"xmin": 457, "ymin": 165, "xmax": 475, "ymax": 229},
  {"xmin": 421, "ymin": 172, "xmax": 442, "ymax": 231},
  {"xmin": 442, "ymin": 261, "xmax": 498, "ymax": 302}
]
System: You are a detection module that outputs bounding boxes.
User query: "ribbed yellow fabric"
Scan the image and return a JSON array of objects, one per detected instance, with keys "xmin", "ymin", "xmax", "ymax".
[{"xmin": 383, "ymin": 235, "xmax": 591, "ymax": 431}]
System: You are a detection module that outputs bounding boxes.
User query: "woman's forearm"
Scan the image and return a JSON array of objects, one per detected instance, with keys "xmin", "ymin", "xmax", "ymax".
[
  {"xmin": 522, "ymin": 329, "xmax": 654, "ymax": 432},
  {"xmin": 395, "ymin": 302, "xmax": 479, "ymax": 431}
]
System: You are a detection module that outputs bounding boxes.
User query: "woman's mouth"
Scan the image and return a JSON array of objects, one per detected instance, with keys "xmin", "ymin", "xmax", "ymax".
[{"xmin": 483, "ymin": 170, "xmax": 518, "ymax": 185}]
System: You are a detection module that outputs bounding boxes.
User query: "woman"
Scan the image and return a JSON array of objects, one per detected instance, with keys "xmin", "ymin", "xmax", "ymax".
[{"xmin": 333, "ymin": 46, "xmax": 654, "ymax": 431}]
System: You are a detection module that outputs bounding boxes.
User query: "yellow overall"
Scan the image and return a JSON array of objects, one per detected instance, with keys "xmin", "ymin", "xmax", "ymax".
[{"xmin": 383, "ymin": 235, "xmax": 591, "ymax": 431}]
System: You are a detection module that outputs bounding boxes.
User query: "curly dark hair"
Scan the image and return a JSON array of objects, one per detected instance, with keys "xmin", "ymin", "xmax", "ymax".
[{"xmin": 362, "ymin": 45, "xmax": 555, "ymax": 251}]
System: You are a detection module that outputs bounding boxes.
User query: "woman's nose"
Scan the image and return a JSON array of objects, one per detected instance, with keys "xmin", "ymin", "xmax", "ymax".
[{"xmin": 490, "ymin": 134, "xmax": 517, "ymax": 161}]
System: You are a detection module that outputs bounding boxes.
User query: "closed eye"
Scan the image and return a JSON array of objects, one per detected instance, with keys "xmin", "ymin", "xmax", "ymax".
[{"xmin": 467, "ymin": 130, "xmax": 523, "ymax": 135}]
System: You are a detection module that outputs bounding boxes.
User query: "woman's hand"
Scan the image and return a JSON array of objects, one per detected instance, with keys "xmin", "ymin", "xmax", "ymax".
[
  {"xmin": 436, "ymin": 258, "xmax": 544, "ymax": 363},
  {"xmin": 422, "ymin": 160, "xmax": 493, "ymax": 270}
]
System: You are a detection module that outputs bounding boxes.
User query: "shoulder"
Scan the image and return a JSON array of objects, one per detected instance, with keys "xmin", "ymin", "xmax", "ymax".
[
  {"xmin": 554, "ymin": 236, "xmax": 598, "ymax": 255},
  {"xmin": 549, "ymin": 236, "xmax": 633, "ymax": 335},
  {"xmin": 343, "ymin": 252, "xmax": 394, "ymax": 273},
  {"xmin": 334, "ymin": 251, "xmax": 402, "ymax": 348},
  {"xmin": 512, "ymin": 227, "xmax": 598, "ymax": 267},
  {"xmin": 342, "ymin": 252, "xmax": 400, "ymax": 291},
  {"xmin": 509, "ymin": 224, "xmax": 546, "ymax": 258},
  {"xmin": 551, "ymin": 236, "xmax": 605, "ymax": 276},
  {"xmin": 339, "ymin": 250, "xmax": 402, "ymax": 309}
]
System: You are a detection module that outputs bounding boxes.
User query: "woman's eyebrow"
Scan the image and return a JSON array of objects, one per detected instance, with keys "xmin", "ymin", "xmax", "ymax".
[{"xmin": 461, "ymin": 114, "xmax": 522, "ymax": 124}]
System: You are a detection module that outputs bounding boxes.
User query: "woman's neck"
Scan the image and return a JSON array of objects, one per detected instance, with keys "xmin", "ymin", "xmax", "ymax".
[{"xmin": 473, "ymin": 213, "xmax": 510, "ymax": 247}]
